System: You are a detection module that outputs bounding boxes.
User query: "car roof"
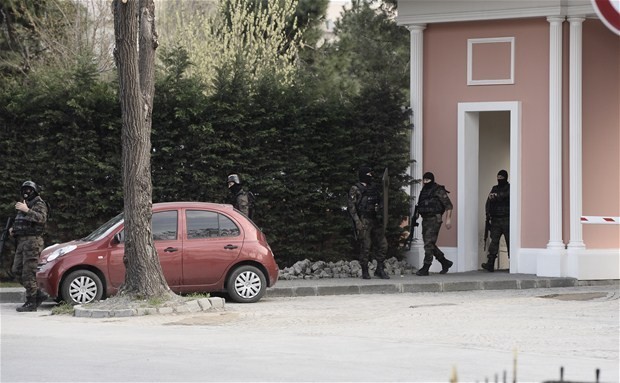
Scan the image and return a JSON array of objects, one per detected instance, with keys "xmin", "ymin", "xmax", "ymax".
[{"xmin": 153, "ymin": 201, "xmax": 234, "ymax": 211}]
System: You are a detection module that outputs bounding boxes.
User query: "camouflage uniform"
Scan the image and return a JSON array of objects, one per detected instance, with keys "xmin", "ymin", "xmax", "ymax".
[
  {"xmin": 231, "ymin": 189, "xmax": 251, "ymax": 217},
  {"xmin": 348, "ymin": 168, "xmax": 389, "ymax": 280},
  {"xmin": 421, "ymin": 214, "xmax": 446, "ymax": 264},
  {"xmin": 418, "ymin": 184, "xmax": 453, "ymax": 266},
  {"xmin": 414, "ymin": 172, "xmax": 454, "ymax": 276},
  {"xmin": 483, "ymin": 175, "xmax": 510, "ymax": 271},
  {"xmin": 227, "ymin": 174, "xmax": 254, "ymax": 219},
  {"xmin": 12, "ymin": 195, "xmax": 48, "ymax": 303},
  {"xmin": 348, "ymin": 183, "xmax": 387, "ymax": 265}
]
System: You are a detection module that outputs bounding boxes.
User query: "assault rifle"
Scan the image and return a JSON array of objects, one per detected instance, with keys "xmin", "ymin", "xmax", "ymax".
[
  {"xmin": 0, "ymin": 217, "xmax": 14, "ymax": 258},
  {"xmin": 347, "ymin": 208, "xmax": 358, "ymax": 242},
  {"xmin": 483, "ymin": 216, "xmax": 491, "ymax": 251},
  {"xmin": 403, "ymin": 206, "xmax": 419, "ymax": 250}
]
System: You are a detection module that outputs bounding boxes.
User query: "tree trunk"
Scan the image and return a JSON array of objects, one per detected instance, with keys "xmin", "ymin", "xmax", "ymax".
[{"xmin": 112, "ymin": 0, "xmax": 172, "ymax": 299}]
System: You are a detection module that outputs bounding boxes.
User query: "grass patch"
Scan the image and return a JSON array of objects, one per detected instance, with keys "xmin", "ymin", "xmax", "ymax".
[
  {"xmin": 51, "ymin": 302, "xmax": 75, "ymax": 316},
  {"xmin": 184, "ymin": 292, "xmax": 211, "ymax": 299},
  {"xmin": 0, "ymin": 282, "xmax": 21, "ymax": 287},
  {"xmin": 146, "ymin": 296, "xmax": 166, "ymax": 307}
]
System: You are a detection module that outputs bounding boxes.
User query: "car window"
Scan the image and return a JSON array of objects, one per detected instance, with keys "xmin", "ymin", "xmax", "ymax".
[
  {"xmin": 219, "ymin": 214, "xmax": 240, "ymax": 237},
  {"xmin": 83, "ymin": 213, "xmax": 123, "ymax": 241},
  {"xmin": 186, "ymin": 210, "xmax": 240, "ymax": 239},
  {"xmin": 153, "ymin": 210, "xmax": 178, "ymax": 240},
  {"xmin": 116, "ymin": 210, "xmax": 178, "ymax": 242}
]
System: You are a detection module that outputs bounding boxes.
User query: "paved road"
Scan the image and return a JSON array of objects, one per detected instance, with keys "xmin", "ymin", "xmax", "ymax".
[{"xmin": 1, "ymin": 285, "xmax": 618, "ymax": 382}]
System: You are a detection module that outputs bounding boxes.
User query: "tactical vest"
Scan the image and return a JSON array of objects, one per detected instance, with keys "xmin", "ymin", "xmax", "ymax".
[
  {"xmin": 488, "ymin": 184, "xmax": 510, "ymax": 217},
  {"xmin": 356, "ymin": 182, "xmax": 380, "ymax": 218},
  {"xmin": 417, "ymin": 183, "xmax": 445, "ymax": 216},
  {"xmin": 13, "ymin": 196, "xmax": 46, "ymax": 236}
]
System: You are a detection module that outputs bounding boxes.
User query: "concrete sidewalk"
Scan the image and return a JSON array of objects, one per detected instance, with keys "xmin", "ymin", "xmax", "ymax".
[
  {"xmin": 1, "ymin": 271, "xmax": 616, "ymax": 304},
  {"xmin": 266, "ymin": 271, "xmax": 617, "ymax": 298}
]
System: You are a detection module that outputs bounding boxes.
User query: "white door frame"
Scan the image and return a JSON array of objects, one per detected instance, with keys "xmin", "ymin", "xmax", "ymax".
[{"xmin": 457, "ymin": 101, "xmax": 521, "ymax": 273}]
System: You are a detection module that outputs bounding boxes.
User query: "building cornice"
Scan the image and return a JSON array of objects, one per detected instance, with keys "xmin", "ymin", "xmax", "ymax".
[{"xmin": 396, "ymin": 1, "xmax": 596, "ymax": 25}]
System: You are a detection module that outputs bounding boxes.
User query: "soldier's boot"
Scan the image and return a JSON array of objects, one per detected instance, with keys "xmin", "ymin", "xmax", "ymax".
[
  {"xmin": 416, "ymin": 263, "xmax": 431, "ymax": 276},
  {"xmin": 361, "ymin": 264, "xmax": 371, "ymax": 280},
  {"xmin": 481, "ymin": 256, "xmax": 496, "ymax": 272},
  {"xmin": 438, "ymin": 257, "xmax": 453, "ymax": 274},
  {"xmin": 375, "ymin": 262, "xmax": 390, "ymax": 279},
  {"xmin": 16, "ymin": 297, "xmax": 37, "ymax": 312},
  {"xmin": 35, "ymin": 289, "xmax": 48, "ymax": 308}
]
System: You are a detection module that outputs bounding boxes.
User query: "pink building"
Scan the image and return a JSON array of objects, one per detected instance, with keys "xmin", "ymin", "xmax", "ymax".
[{"xmin": 396, "ymin": 0, "xmax": 619, "ymax": 279}]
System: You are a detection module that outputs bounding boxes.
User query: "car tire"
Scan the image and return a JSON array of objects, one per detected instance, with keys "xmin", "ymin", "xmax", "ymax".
[
  {"xmin": 226, "ymin": 265, "xmax": 266, "ymax": 303},
  {"xmin": 61, "ymin": 270, "xmax": 103, "ymax": 305}
]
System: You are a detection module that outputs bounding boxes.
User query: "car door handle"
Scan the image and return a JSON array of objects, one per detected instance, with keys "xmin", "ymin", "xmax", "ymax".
[
  {"xmin": 224, "ymin": 244, "xmax": 238, "ymax": 250},
  {"xmin": 164, "ymin": 247, "xmax": 178, "ymax": 252}
]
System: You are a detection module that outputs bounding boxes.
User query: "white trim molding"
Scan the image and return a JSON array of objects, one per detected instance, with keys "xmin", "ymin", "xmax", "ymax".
[
  {"xmin": 567, "ymin": 249, "xmax": 620, "ymax": 280},
  {"xmin": 395, "ymin": 0, "xmax": 597, "ymax": 26},
  {"xmin": 457, "ymin": 101, "xmax": 521, "ymax": 273},
  {"xmin": 467, "ymin": 37, "xmax": 515, "ymax": 86}
]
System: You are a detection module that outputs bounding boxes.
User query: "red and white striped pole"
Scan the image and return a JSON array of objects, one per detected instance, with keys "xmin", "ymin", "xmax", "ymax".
[{"xmin": 580, "ymin": 216, "xmax": 620, "ymax": 224}]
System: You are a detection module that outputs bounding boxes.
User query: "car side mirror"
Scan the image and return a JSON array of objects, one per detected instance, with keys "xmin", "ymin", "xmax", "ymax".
[{"xmin": 113, "ymin": 232, "xmax": 124, "ymax": 244}]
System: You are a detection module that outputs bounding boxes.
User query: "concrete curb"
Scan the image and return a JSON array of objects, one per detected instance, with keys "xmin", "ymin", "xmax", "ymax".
[
  {"xmin": 0, "ymin": 288, "xmax": 25, "ymax": 303},
  {"xmin": 264, "ymin": 276, "xmax": 587, "ymax": 298},
  {"xmin": 73, "ymin": 297, "xmax": 225, "ymax": 318},
  {"xmin": 2, "ymin": 274, "xmax": 617, "ymax": 307}
]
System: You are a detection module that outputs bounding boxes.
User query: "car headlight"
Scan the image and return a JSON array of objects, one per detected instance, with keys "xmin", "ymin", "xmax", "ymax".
[{"xmin": 46, "ymin": 245, "xmax": 77, "ymax": 262}]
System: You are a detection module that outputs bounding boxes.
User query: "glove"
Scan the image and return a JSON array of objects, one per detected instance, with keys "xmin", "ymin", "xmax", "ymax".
[{"xmin": 355, "ymin": 221, "xmax": 365, "ymax": 232}]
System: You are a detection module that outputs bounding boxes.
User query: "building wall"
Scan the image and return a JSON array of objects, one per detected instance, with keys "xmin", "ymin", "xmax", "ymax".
[
  {"xmin": 423, "ymin": 18, "xmax": 550, "ymax": 249},
  {"xmin": 581, "ymin": 19, "xmax": 620, "ymax": 248}
]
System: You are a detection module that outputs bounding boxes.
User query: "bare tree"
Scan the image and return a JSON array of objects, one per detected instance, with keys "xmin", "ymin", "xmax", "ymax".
[
  {"xmin": 0, "ymin": 0, "xmax": 115, "ymax": 76},
  {"xmin": 112, "ymin": 0, "xmax": 173, "ymax": 300}
]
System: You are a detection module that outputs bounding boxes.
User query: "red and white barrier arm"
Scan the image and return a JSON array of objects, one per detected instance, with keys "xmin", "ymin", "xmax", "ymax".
[{"xmin": 580, "ymin": 216, "xmax": 620, "ymax": 224}]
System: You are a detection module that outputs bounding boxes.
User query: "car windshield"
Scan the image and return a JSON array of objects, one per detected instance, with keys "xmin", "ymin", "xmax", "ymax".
[{"xmin": 82, "ymin": 213, "xmax": 124, "ymax": 241}]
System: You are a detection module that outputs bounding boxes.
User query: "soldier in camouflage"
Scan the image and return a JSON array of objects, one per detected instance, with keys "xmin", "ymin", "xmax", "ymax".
[
  {"xmin": 348, "ymin": 166, "xmax": 390, "ymax": 280},
  {"xmin": 227, "ymin": 174, "xmax": 253, "ymax": 219},
  {"xmin": 482, "ymin": 170, "xmax": 510, "ymax": 272},
  {"xmin": 413, "ymin": 172, "xmax": 453, "ymax": 276},
  {"xmin": 10, "ymin": 181, "xmax": 49, "ymax": 312}
]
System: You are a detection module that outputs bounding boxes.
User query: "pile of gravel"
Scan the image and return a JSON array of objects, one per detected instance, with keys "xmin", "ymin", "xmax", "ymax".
[{"xmin": 278, "ymin": 257, "xmax": 417, "ymax": 280}]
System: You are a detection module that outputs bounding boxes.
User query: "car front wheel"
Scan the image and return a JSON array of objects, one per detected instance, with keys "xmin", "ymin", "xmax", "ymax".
[
  {"xmin": 61, "ymin": 270, "xmax": 103, "ymax": 305},
  {"xmin": 226, "ymin": 265, "xmax": 266, "ymax": 303}
]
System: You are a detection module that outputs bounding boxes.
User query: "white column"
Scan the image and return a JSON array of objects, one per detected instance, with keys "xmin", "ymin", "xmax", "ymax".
[
  {"xmin": 568, "ymin": 17, "xmax": 586, "ymax": 250},
  {"xmin": 406, "ymin": 24, "xmax": 426, "ymax": 268},
  {"xmin": 408, "ymin": 24, "xmax": 426, "ymax": 257},
  {"xmin": 547, "ymin": 17, "xmax": 565, "ymax": 250}
]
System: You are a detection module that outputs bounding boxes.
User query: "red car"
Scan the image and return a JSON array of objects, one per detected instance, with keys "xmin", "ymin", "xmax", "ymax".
[{"xmin": 36, "ymin": 202, "xmax": 279, "ymax": 304}]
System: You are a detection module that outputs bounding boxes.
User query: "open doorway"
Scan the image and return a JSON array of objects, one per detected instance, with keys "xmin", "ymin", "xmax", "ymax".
[
  {"xmin": 457, "ymin": 102, "xmax": 521, "ymax": 273},
  {"xmin": 478, "ymin": 112, "xmax": 510, "ymax": 270}
]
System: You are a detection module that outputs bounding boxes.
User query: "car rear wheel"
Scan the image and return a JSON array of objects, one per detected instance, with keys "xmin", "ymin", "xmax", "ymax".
[
  {"xmin": 226, "ymin": 265, "xmax": 266, "ymax": 303},
  {"xmin": 61, "ymin": 270, "xmax": 103, "ymax": 305}
]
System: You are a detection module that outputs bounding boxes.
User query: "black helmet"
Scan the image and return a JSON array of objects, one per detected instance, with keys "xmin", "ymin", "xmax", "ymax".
[
  {"xmin": 227, "ymin": 174, "xmax": 241, "ymax": 185},
  {"xmin": 21, "ymin": 180, "xmax": 39, "ymax": 201}
]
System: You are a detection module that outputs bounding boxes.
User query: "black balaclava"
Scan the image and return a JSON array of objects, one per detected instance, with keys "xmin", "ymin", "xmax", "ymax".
[
  {"xmin": 229, "ymin": 183, "xmax": 242, "ymax": 195},
  {"xmin": 421, "ymin": 172, "xmax": 435, "ymax": 191},
  {"xmin": 423, "ymin": 172, "xmax": 435, "ymax": 183},
  {"xmin": 497, "ymin": 170, "xmax": 508, "ymax": 186},
  {"xmin": 21, "ymin": 181, "xmax": 38, "ymax": 201},
  {"xmin": 358, "ymin": 166, "xmax": 373, "ymax": 184}
]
